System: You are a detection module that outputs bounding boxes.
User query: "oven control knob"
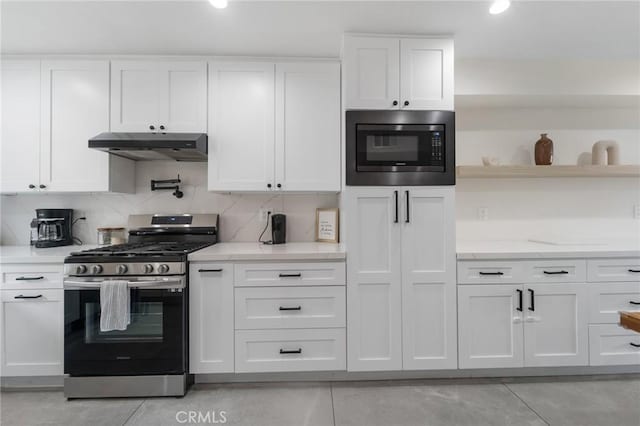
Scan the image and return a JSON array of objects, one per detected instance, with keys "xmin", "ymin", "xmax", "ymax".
[
  {"xmin": 117, "ymin": 264, "xmax": 128, "ymax": 275},
  {"xmin": 91, "ymin": 265, "xmax": 103, "ymax": 275},
  {"xmin": 144, "ymin": 264, "xmax": 154, "ymax": 274},
  {"xmin": 76, "ymin": 265, "xmax": 87, "ymax": 274},
  {"xmin": 158, "ymin": 264, "xmax": 170, "ymax": 274}
]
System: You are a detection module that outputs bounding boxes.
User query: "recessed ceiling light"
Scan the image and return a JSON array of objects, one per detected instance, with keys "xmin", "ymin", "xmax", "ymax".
[
  {"xmin": 209, "ymin": 0, "xmax": 228, "ymax": 9},
  {"xmin": 489, "ymin": 0, "xmax": 511, "ymax": 15}
]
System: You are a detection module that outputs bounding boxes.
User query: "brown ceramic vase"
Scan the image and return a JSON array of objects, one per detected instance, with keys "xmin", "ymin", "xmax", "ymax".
[{"xmin": 535, "ymin": 133, "xmax": 553, "ymax": 165}]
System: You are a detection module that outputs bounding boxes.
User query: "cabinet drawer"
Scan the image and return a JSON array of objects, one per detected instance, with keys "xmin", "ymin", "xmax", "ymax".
[
  {"xmin": 589, "ymin": 324, "xmax": 640, "ymax": 366},
  {"xmin": 234, "ymin": 262, "xmax": 345, "ymax": 287},
  {"xmin": 588, "ymin": 282, "xmax": 640, "ymax": 323},
  {"xmin": 525, "ymin": 259, "xmax": 586, "ymax": 283},
  {"xmin": 1, "ymin": 264, "xmax": 63, "ymax": 289},
  {"xmin": 235, "ymin": 286, "xmax": 345, "ymax": 330},
  {"xmin": 235, "ymin": 328, "xmax": 346, "ymax": 372},
  {"xmin": 588, "ymin": 259, "xmax": 640, "ymax": 282},
  {"xmin": 457, "ymin": 261, "xmax": 524, "ymax": 284}
]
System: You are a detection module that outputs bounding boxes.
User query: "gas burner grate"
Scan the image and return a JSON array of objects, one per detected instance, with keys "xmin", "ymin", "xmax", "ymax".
[{"xmin": 70, "ymin": 241, "xmax": 214, "ymax": 257}]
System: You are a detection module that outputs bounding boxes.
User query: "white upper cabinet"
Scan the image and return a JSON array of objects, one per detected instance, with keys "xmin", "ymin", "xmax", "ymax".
[
  {"xmin": 1, "ymin": 60, "xmax": 41, "ymax": 193},
  {"xmin": 208, "ymin": 61, "xmax": 275, "ymax": 192},
  {"xmin": 111, "ymin": 60, "xmax": 207, "ymax": 132},
  {"xmin": 343, "ymin": 35, "xmax": 454, "ymax": 111},
  {"xmin": 208, "ymin": 60, "xmax": 341, "ymax": 192},
  {"xmin": 275, "ymin": 63, "xmax": 341, "ymax": 191}
]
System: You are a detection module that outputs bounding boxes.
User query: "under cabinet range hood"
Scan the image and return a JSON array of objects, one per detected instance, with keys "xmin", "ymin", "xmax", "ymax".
[{"xmin": 88, "ymin": 132, "xmax": 208, "ymax": 161}]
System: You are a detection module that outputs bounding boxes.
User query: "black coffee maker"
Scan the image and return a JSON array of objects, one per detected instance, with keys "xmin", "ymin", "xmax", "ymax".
[{"xmin": 34, "ymin": 209, "xmax": 74, "ymax": 248}]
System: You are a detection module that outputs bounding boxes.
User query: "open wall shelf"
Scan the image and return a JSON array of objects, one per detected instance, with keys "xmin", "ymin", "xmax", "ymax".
[{"xmin": 456, "ymin": 165, "xmax": 640, "ymax": 179}]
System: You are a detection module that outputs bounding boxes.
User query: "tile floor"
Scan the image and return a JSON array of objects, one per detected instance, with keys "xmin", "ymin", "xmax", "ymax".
[{"xmin": 1, "ymin": 376, "xmax": 639, "ymax": 426}]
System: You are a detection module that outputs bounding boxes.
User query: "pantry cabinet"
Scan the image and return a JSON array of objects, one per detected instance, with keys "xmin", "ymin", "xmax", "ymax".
[
  {"xmin": 344, "ymin": 35, "xmax": 454, "ymax": 111},
  {"xmin": 111, "ymin": 60, "xmax": 207, "ymax": 132},
  {"xmin": 208, "ymin": 60, "xmax": 341, "ymax": 192},
  {"xmin": 345, "ymin": 187, "xmax": 456, "ymax": 371}
]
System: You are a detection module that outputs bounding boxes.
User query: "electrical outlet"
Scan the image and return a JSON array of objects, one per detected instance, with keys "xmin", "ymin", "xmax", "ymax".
[
  {"xmin": 478, "ymin": 207, "xmax": 489, "ymax": 221},
  {"xmin": 634, "ymin": 204, "xmax": 640, "ymax": 219},
  {"xmin": 259, "ymin": 208, "xmax": 272, "ymax": 223}
]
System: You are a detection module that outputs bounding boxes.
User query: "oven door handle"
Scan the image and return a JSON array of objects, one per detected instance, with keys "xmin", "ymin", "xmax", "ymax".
[{"xmin": 63, "ymin": 279, "xmax": 185, "ymax": 290}]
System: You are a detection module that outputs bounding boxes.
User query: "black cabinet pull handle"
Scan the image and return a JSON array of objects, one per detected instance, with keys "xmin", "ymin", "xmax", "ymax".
[
  {"xmin": 28, "ymin": 184, "xmax": 36, "ymax": 189},
  {"xmin": 149, "ymin": 125, "xmax": 155, "ymax": 131},
  {"xmin": 159, "ymin": 125, "xmax": 165, "ymax": 131},
  {"xmin": 279, "ymin": 348, "xmax": 302, "ymax": 354},
  {"xmin": 279, "ymin": 273, "xmax": 302, "ymax": 278},
  {"xmin": 405, "ymin": 190, "xmax": 410, "ymax": 223},
  {"xmin": 479, "ymin": 271, "xmax": 504, "ymax": 276},
  {"xmin": 267, "ymin": 183, "xmax": 272, "ymax": 189},
  {"xmin": 277, "ymin": 183, "xmax": 282, "ymax": 188},
  {"xmin": 543, "ymin": 270, "xmax": 569, "ymax": 275},
  {"xmin": 16, "ymin": 276, "xmax": 44, "ymax": 281},
  {"xmin": 279, "ymin": 306, "xmax": 302, "ymax": 311},
  {"xmin": 516, "ymin": 289, "xmax": 523, "ymax": 312},
  {"xmin": 198, "ymin": 269, "xmax": 223, "ymax": 273},
  {"xmin": 14, "ymin": 294, "xmax": 43, "ymax": 299},
  {"xmin": 528, "ymin": 288, "xmax": 535, "ymax": 311},
  {"xmin": 629, "ymin": 269, "xmax": 640, "ymax": 273},
  {"xmin": 39, "ymin": 184, "xmax": 46, "ymax": 189},
  {"xmin": 630, "ymin": 342, "xmax": 640, "ymax": 348},
  {"xmin": 394, "ymin": 190, "xmax": 399, "ymax": 223},
  {"xmin": 392, "ymin": 100, "xmax": 398, "ymax": 106},
  {"xmin": 629, "ymin": 301, "xmax": 640, "ymax": 305},
  {"xmin": 404, "ymin": 100, "xmax": 409, "ymax": 106}
]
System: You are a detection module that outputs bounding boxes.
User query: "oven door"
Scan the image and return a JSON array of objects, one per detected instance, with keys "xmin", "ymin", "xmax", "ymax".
[{"xmin": 63, "ymin": 277, "xmax": 186, "ymax": 376}]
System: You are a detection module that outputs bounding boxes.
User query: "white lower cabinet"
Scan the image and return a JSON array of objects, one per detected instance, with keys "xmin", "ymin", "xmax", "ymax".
[
  {"xmin": 189, "ymin": 264, "xmax": 234, "ymax": 374},
  {"xmin": 589, "ymin": 324, "xmax": 640, "ymax": 366}
]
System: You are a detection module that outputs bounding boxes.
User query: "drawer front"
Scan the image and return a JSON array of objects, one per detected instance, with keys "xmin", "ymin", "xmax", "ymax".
[
  {"xmin": 588, "ymin": 259, "xmax": 640, "ymax": 282},
  {"xmin": 235, "ymin": 328, "xmax": 346, "ymax": 372},
  {"xmin": 589, "ymin": 324, "xmax": 640, "ymax": 366},
  {"xmin": 525, "ymin": 259, "xmax": 586, "ymax": 283},
  {"xmin": 235, "ymin": 286, "xmax": 345, "ymax": 329},
  {"xmin": 1, "ymin": 264, "xmax": 63, "ymax": 289},
  {"xmin": 234, "ymin": 262, "xmax": 346, "ymax": 287},
  {"xmin": 457, "ymin": 261, "xmax": 524, "ymax": 284},
  {"xmin": 588, "ymin": 282, "xmax": 640, "ymax": 323}
]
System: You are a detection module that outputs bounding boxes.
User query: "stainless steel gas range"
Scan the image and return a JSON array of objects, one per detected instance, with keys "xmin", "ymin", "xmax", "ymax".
[{"xmin": 62, "ymin": 214, "xmax": 218, "ymax": 399}]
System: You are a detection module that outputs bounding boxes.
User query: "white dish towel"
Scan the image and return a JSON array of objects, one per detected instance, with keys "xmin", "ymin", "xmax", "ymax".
[{"xmin": 100, "ymin": 280, "xmax": 131, "ymax": 332}]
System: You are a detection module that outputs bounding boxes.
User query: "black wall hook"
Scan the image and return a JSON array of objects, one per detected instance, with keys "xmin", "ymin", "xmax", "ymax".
[{"xmin": 151, "ymin": 175, "xmax": 184, "ymax": 198}]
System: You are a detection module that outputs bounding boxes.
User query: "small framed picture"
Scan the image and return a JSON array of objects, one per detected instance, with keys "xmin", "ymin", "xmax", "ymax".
[{"xmin": 315, "ymin": 208, "xmax": 339, "ymax": 243}]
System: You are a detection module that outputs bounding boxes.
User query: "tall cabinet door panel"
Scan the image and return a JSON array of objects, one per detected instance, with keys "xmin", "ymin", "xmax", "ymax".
[
  {"xmin": 161, "ymin": 61, "xmax": 207, "ymax": 132},
  {"xmin": 524, "ymin": 283, "xmax": 589, "ymax": 367},
  {"xmin": 346, "ymin": 188, "xmax": 402, "ymax": 371},
  {"xmin": 208, "ymin": 62, "xmax": 275, "ymax": 192},
  {"xmin": 275, "ymin": 62, "xmax": 341, "ymax": 191},
  {"xmin": 111, "ymin": 60, "xmax": 162, "ymax": 132},
  {"xmin": 402, "ymin": 187, "xmax": 457, "ymax": 370},
  {"xmin": 344, "ymin": 36, "xmax": 400, "ymax": 109},
  {"xmin": 40, "ymin": 60, "xmax": 111, "ymax": 192},
  {"xmin": 1, "ymin": 60, "xmax": 41, "ymax": 193},
  {"xmin": 400, "ymin": 38, "xmax": 454, "ymax": 111},
  {"xmin": 458, "ymin": 285, "xmax": 524, "ymax": 369}
]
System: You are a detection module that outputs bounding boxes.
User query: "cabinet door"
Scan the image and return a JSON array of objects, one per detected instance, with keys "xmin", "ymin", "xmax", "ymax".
[
  {"xmin": 0, "ymin": 289, "xmax": 63, "ymax": 376},
  {"xmin": 524, "ymin": 283, "xmax": 589, "ymax": 367},
  {"xmin": 344, "ymin": 36, "xmax": 400, "ymax": 109},
  {"xmin": 275, "ymin": 62, "xmax": 341, "ymax": 191},
  {"xmin": 1, "ymin": 60, "xmax": 41, "ymax": 193},
  {"xmin": 111, "ymin": 60, "xmax": 162, "ymax": 132},
  {"xmin": 189, "ymin": 264, "xmax": 234, "ymax": 373},
  {"xmin": 401, "ymin": 187, "xmax": 457, "ymax": 370},
  {"xmin": 345, "ymin": 188, "xmax": 402, "ymax": 371},
  {"xmin": 458, "ymin": 284, "xmax": 524, "ymax": 369},
  {"xmin": 160, "ymin": 61, "xmax": 207, "ymax": 132},
  {"xmin": 208, "ymin": 62, "xmax": 275, "ymax": 192},
  {"xmin": 40, "ymin": 60, "xmax": 111, "ymax": 192},
  {"xmin": 400, "ymin": 38, "xmax": 454, "ymax": 111}
]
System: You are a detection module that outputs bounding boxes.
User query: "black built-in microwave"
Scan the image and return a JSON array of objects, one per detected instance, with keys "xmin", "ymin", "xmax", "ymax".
[{"xmin": 346, "ymin": 110, "xmax": 455, "ymax": 186}]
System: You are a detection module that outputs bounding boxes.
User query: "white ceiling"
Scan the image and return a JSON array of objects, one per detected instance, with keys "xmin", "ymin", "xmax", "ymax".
[{"xmin": 1, "ymin": 1, "xmax": 639, "ymax": 59}]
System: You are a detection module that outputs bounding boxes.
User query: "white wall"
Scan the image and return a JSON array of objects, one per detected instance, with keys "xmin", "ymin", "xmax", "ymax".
[{"xmin": 0, "ymin": 162, "xmax": 338, "ymax": 246}]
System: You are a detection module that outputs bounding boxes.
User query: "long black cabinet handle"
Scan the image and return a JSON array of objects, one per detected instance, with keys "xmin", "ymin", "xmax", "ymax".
[
  {"xmin": 405, "ymin": 190, "xmax": 410, "ymax": 223},
  {"xmin": 279, "ymin": 348, "xmax": 302, "ymax": 354},
  {"xmin": 279, "ymin": 306, "xmax": 302, "ymax": 311},
  {"xmin": 630, "ymin": 343, "xmax": 640, "ymax": 348},
  {"xmin": 629, "ymin": 269, "xmax": 640, "ymax": 273},
  {"xmin": 479, "ymin": 271, "xmax": 504, "ymax": 276},
  {"xmin": 279, "ymin": 273, "xmax": 302, "ymax": 278},
  {"xmin": 516, "ymin": 289, "xmax": 523, "ymax": 312},
  {"xmin": 394, "ymin": 190, "xmax": 399, "ymax": 223},
  {"xmin": 543, "ymin": 270, "xmax": 569, "ymax": 275},
  {"xmin": 198, "ymin": 269, "xmax": 223, "ymax": 273},
  {"xmin": 16, "ymin": 276, "xmax": 44, "ymax": 281},
  {"xmin": 528, "ymin": 288, "xmax": 535, "ymax": 311},
  {"xmin": 14, "ymin": 294, "xmax": 43, "ymax": 299},
  {"xmin": 630, "ymin": 301, "xmax": 640, "ymax": 305}
]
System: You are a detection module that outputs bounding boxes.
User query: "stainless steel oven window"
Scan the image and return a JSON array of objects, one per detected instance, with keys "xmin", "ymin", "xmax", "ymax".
[{"xmin": 84, "ymin": 298, "xmax": 164, "ymax": 343}]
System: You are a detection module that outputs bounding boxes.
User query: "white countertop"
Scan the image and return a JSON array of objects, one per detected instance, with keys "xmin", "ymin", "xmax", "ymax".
[
  {"xmin": 188, "ymin": 242, "xmax": 346, "ymax": 262},
  {"xmin": 0, "ymin": 245, "xmax": 99, "ymax": 264},
  {"xmin": 456, "ymin": 239, "xmax": 640, "ymax": 260}
]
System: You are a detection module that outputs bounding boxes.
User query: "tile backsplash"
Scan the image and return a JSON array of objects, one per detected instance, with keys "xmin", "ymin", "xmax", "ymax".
[{"xmin": 0, "ymin": 162, "xmax": 339, "ymax": 246}]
